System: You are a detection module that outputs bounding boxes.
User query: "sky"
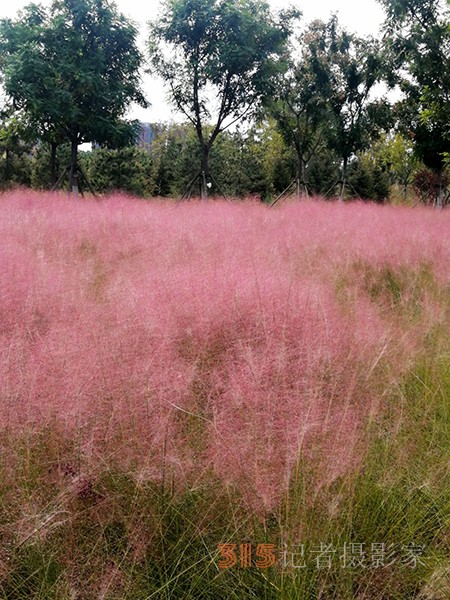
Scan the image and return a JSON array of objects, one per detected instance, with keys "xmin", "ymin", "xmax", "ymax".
[{"xmin": 1, "ymin": 0, "xmax": 387, "ymax": 122}]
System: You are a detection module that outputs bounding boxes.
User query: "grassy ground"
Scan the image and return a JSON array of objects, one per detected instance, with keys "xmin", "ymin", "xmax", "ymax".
[{"xmin": 0, "ymin": 192, "xmax": 449, "ymax": 599}]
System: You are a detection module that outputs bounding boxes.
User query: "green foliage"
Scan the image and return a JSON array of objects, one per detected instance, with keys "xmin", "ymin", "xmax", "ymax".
[
  {"xmin": 305, "ymin": 147, "xmax": 341, "ymax": 197},
  {"xmin": 146, "ymin": 122, "xmax": 278, "ymax": 199},
  {"xmin": 0, "ymin": 0, "xmax": 447, "ymax": 203},
  {"xmin": 269, "ymin": 18, "xmax": 334, "ymax": 193},
  {"xmin": 0, "ymin": 0, "xmax": 146, "ymax": 191},
  {"xmin": 268, "ymin": 14, "xmax": 394, "ymax": 200},
  {"xmin": 30, "ymin": 143, "xmax": 71, "ymax": 190},
  {"xmin": 149, "ymin": 129, "xmax": 183, "ymax": 197},
  {"xmin": 0, "ymin": 151, "xmax": 32, "ymax": 190},
  {"xmin": 148, "ymin": 0, "xmax": 298, "ymax": 198},
  {"xmin": 324, "ymin": 19, "xmax": 392, "ymax": 197},
  {"xmin": 151, "ymin": 123, "xmax": 201, "ymax": 197},
  {"xmin": 443, "ymin": 152, "xmax": 450, "ymax": 168},
  {"xmin": 210, "ymin": 129, "xmax": 266, "ymax": 198},
  {"xmin": 258, "ymin": 121, "xmax": 296, "ymax": 196},
  {"xmin": 377, "ymin": 133, "xmax": 420, "ymax": 194},
  {"xmin": 348, "ymin": 154, "xmax": 391, "ymax": 202},
  {"xmin": 379, "ymin": 0, "xmax": 450, "ymax": 180},
  {"xmin": 0, "ymin": 110, "xmax": 34, "ymax": 189},
  {"xmin": 86, "ymin": 147, "xmax": 154, "ymax": 197}
]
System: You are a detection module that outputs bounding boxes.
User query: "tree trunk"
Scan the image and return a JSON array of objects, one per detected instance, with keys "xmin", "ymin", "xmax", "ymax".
[
  {"xmin": 69, "ymin": 137, "xmax": 79, "ymax": 196},
  {"xmin": 339, "ymin": 157, "xmax": 348, "ymax": 201},
  {"xmin": 436, "ymin": 172, "xmax": 443, "ymax": 209},
  {"xmin": 50, "ymin": 141, "xmax": 57, "ymax": 187},
  {"xmin": 200, "ymin": 144, "xmax": 210, "ymax": 200},
  {"xmin": 294, "ymin": 130, "xmax": 307, "ymax": 199},
  {"xmin": 402, "ymin": 179, "xmax": 408, "ymax": 202},
  {"xmin": 296, "ymin": 156, "xmax": 303, "ymax": 198},
  {"xmin": 5, "ymin": 147, "xmax": 11, "ymax": 183},
  {"xmin": 303, "ymin": 160, "xmax": 309, "ymax": 197}
]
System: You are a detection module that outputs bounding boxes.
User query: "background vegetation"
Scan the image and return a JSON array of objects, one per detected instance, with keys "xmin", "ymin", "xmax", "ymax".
[{"xmin": 0, "ymin": 0, "xmax": 448, "ymax": 204}]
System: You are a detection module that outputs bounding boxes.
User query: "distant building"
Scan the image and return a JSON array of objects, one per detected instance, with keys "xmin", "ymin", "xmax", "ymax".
[
  {"xmin": 137, "ymin": 123, "xmax": 163, "ymax": 150},
  {"xmin": 91, "ymin": 122, "xmax": 164, "ymax": 152}
]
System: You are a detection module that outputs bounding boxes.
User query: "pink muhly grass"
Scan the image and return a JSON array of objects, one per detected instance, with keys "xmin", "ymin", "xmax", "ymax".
[{"xmin": 0, "ymin": 190, "xmax": 449, "ymax": 511}]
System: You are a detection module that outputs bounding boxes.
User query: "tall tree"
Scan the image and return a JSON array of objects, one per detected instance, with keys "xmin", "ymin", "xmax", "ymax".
[
  {"xmin": 324, "ymin": 18, "xmax": 391, "ymax": 199},
  {"xmin": 0, "ymin": 4, "xmax": 62, "ymax": 186},
  {"xmin": 0, "ymin": 0, "xmax": 146, "ymax": 193},
  {"xmin": 148, "ymin": 0, "xmax": 298, "ymax": 199},
  {"xmin": 269, "ymin": 18, "xmax": 334, "ymax": 198},
  {"xmin": 378, "ymin": 0, "xmax": 450, "ymax": 206}
]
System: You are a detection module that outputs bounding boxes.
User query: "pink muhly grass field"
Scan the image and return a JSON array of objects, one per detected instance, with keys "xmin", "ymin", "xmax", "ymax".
[{"xmin": 1, "ymin": 190, "xmax": 449, "ymax": 512}]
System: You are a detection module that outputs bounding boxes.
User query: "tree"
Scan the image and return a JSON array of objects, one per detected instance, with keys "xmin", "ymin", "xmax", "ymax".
[
  {"xmin": 87, "ymin": 146, "xmax": 154, "ymax": 197},
  {"xmin": 306, "ymin": 147, "xmax": 341, "ymax": 197},
  {"xmin": 377, "ymin": 133, "xmax": 419, "ymax": 200},
  {"xmin": 413, "ymin": 166, "xmax": 449, "ymax": 205},
  {"xmin": 209, "ymin": 125, "xmax": 273, "ymax": 199},
  {"xmin": 0, "ymin": 0, "xmax": 146, "ymax": 194},
  {"xmin": 0, "ymin": 107, "xmax": 35, "ymax": 188},
  {"xmin": 378, "ymin": 0, "xmax": 450, "ymax": 206},
  {"xmin": 0, "ymin": 4, "xmax": 62, "ymax": 186},
  {"xmin": 148, "ymin": 0, "xmax": 298, "ymax": 199},
  {"xmin": 269, "ymin": 18, "xmax": 334, "ymax": 198},
  {"xmin": 324, "ymin": 18, "xmax": 391, "ymax": 199},
  {"xmin": 347, "ymin": 152, "xmax": 391, "ymax": 202}
]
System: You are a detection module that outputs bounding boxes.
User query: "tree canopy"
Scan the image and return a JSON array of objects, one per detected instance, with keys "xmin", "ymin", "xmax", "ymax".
[
  {"xmin": 378, "ymin": 0, "xmax": 450, "ymax": 205},
  {"xmin": 269, "ymin": 18, "xmax": 334, "ymax": 197},
  {"xmin": 324, "ymin": 19, "xmax": 390, "ymax": 198},
  {"xmin": 0, "ymin": 0, "xmax": 147, "ymax": 193},
  {"xmin": 148, "ymin": 0, "xmax": 299, "ymax": 198}
]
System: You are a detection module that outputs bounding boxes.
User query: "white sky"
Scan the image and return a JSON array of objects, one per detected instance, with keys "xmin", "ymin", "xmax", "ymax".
[{"xmin": 1, "ymin": 0, "xmax": 386, "ymax": 122}]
